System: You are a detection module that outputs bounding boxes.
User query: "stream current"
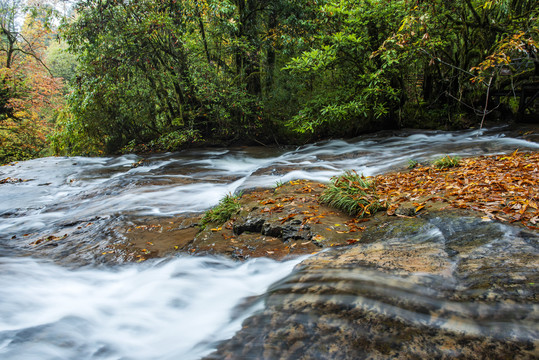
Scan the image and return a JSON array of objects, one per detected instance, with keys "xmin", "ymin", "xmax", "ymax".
[{"xmin": 1, "ymin": 127, "xmax": 538, "ymax": 359}]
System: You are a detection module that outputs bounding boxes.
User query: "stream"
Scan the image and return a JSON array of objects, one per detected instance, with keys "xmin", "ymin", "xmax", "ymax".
[{"xmin": 1, "ymin": 126, "xmax": 538, "ymax": 359}]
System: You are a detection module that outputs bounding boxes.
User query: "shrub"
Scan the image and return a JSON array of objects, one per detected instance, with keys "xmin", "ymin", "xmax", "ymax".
[
  {"xmin": 433, "ymin": 155, "xmax": 460, "ymax": 169},
  {"xmin": 200, "ymin": 193, "xmax": 242, "ymax": 228},
  {"xmin": 320, "ymin": 170, "xmax": 385, "ymax": 217}
]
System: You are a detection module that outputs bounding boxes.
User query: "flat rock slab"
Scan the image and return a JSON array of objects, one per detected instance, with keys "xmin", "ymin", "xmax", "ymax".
[
  {"xmin": 206, "ymin": 212, "xmax": 538, "ymax": 359},
  {"xmin": 189, "ymin": 180, "xmax": 365, "ymax": 260}
]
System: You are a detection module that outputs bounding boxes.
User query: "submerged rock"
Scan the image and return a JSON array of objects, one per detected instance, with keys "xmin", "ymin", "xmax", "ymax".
[{"xmin": 206, "ymin": 212, "xmax": 539, "ymax": 359}]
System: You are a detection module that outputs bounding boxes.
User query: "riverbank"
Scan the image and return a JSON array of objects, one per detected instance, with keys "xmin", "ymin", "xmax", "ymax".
[{"xmin": 116, "ymin": 150, "xmax": 538, "ymax": 262}]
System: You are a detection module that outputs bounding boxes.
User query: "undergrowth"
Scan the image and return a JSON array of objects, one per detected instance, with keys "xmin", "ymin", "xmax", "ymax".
[
  {"xmin": 320, "ymin": 170, "xmax": 386, "ymax": 217},
  {"xmin": 200, "ymin": 192, "xmax": 242, "ymax": 228}
]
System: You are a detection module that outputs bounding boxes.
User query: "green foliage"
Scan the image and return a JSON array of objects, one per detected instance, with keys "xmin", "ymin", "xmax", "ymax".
[
  {"xmin": 46, "ymin": 41, "xmax": 77, "ymax": 84},
  {"xmin": 408, "ymin": 159, "xmax": 419, "ymax": 169},
  {"xmin": 320, "ymin": 170, "xmax": 386, "ymax": 217},
  {"xmin": 57, "ymin": 0, "xmax": 300, "ymax": 154},
  {"xmin": 284, "ymin": 0, "xmax": 538, "ymax": 136},
  {"xmin": 283, "ymin": 0, "xmax": 405, "ymax": 138},
  {"xmin": 118, "ymin": 129, "xmax": 203, "ymax": 154},
  {"xmin": 49, "ymin": 107, "xmax": 104, "ymax": 156},
  {"xmin": 433, "ymin": 155, "xmax": 461, "ymax": 169},
  {"xmin": 0, "ymin": 116, "xmax": 48, "ymax": 164},
  {"xmin": 200, "ymin": 193, "xmax": 242, "ymax": 228},
  {"xmin": 33, "ymin": 0, "xmax": 539, "ymax": 159}
]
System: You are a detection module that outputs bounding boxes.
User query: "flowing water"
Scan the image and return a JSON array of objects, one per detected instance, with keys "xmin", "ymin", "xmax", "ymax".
[{"xmin": 0, "ymin": 126, "xmax": 538, "ymax": 359}]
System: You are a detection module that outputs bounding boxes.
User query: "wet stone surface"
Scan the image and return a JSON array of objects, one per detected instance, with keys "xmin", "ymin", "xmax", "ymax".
[
  {"xmin": 188, "ymin": 180, "xmax": 366, "ymax": 260},
  {"xmin": 205, "ymin": 212, "xmax": 539, "ymax": 360}
]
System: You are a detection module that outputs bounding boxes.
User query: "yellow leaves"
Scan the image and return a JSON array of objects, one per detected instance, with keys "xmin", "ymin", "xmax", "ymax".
[
  {"xmin": 386, "ymin": 203, "xmax": 399, "ymax": 216},
  {"xmin": 210, "ymin": 227, "xmax": 222, "ymax": 232},
  {"xmin": 31, "ymin": 234, "xmax": 67, "ymax": 246},
  {"xmin": 483, "ymin": 1, "xmax": 495, "ymax": 10},
  {"xmin": 279, "ymin": 213, "xmax": 297, "ymax": 224},
  {"xmin": 261, "ymin": 204, "xmax": 284, "ymax": 213},
  {"xmin": 413, "ymin": 202, "xmax": 426, "ymax": 213}
]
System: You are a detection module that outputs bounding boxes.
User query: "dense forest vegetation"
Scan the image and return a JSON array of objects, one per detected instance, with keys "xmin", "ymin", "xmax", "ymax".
[{"xmin": 0, "ymin": 0, "xmax": 537, "ymax": 163}]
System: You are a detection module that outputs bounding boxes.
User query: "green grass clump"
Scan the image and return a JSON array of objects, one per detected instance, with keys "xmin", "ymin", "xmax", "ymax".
[
  {"xmin": 320, "ymin": 170, "xmax": 385, "ymax": 217},
  {"xmin": 432, "ymin": 155, "xmax": 460, "ymax": 169},
  {"xmin": 408, "ymin": 159, "xmax": 419, "ymax": 169},
  {"xmin": 200, "ymin": 193, "xmax": 242, "ymax": 228}
]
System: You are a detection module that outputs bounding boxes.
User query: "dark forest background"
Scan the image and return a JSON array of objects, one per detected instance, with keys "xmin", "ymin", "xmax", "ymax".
[{"xmin": 1, "ymin": 0, "xmax": 537, "ymax": 163}]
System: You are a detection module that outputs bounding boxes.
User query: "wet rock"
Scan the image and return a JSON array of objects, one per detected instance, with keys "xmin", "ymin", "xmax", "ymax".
[
  {"xmin": 261, "ymin": 220, "xmax": 312, "ymax": 242},
  {"xmin": 234, "ymin": 217, "xmax": 266, "ymax": 235},
  {"xmin": 188, "ymin": 180, "xmax": 356, "ymax": 259},
  {"xmin": 206, "ymin": 211, "xmax": 539, "ymax": 360},
  {"xmin": 394, "ymin": 206, "xmax": 417, "ymax": 217}
]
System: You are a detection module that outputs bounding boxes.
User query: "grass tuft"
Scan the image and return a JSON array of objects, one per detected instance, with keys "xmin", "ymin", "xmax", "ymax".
[
  {"xmin": 320, "ymin": 170, "xmax": 386, "ymax": 217},
  {"xmin": 274, "ymin": 179, "xmax": 284, "ymax": 188},
  {"xmin": 433, "ymin": 155, "xmax": 460, "ymax": 169},
  {"xmin": 408, "ymin": 159, "xmax": 419, "ymax": 169},
  {"xmin": 200, "ymin": 192, "xmax": 242, "ymax": 228}
]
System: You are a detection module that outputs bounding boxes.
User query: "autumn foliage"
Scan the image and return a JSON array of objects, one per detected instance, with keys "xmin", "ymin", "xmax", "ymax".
[
  {"xmin": 0, "ymin": 6, "xmax": 64, "ymax": 164},
  {"xmin": 376, "ymin": 150, "xmax": 539, "ymax": 229}
]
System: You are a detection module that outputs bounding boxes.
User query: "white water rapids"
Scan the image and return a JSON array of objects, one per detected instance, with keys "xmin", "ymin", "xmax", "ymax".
[
  {"xmin": 0, "ymin": 126, "xmax": 538, "ymax": 359},
  {"xmin": 0, "ymin": 256, "xmax": 304, "ymax": 359}
]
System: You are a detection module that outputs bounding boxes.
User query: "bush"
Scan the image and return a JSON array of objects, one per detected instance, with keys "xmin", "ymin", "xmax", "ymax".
[{"xmin": 320, "ymin": 170, "xmax": 386, "ymax": 217}]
